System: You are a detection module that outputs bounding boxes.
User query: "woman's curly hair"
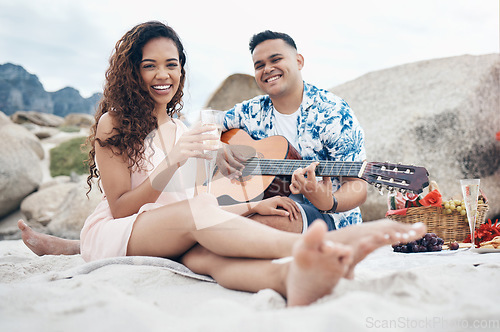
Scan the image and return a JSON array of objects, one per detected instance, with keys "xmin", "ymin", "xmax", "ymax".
[{"xmin": 86, "ymin": 21, "xmax": 187, "ymax": 194}]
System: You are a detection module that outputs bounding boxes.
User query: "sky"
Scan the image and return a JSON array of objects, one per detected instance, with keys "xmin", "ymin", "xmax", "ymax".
[{"xmin": 0, "ymin": 0, "xmax": 498, "ymax": 120}]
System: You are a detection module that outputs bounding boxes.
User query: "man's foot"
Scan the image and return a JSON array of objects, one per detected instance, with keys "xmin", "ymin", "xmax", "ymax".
[
  {"xmin": 17, "ymin": 220, "xmax": 80, "ymax": 256},
  {"xmin": 285, "ymin": 220, "xmax": 352, "ymax": 306},
  {"xmin": 328, "ymin": 219, "xmax": 427, "ymax": 248}
]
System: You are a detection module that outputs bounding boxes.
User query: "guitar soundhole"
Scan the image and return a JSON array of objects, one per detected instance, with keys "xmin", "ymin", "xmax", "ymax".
[{"xmin": 264, "ymin": 176, "xmax": 292, "ymax": 199}]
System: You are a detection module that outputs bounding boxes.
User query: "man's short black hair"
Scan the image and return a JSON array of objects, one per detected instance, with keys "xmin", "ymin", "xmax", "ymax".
[{"xmin": 249, "ymin": 30, "xmax": 297, "ymax": 53}]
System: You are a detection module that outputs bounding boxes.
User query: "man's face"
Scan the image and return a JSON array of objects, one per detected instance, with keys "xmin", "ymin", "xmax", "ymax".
[{"xmin": 252, "ymin": 39, "xmax": 303, "ymax": 98}]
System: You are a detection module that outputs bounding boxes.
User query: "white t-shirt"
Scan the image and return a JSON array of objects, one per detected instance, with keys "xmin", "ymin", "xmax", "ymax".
[
  {"xmin": 272, "ymin": 108, "xmax": 309, "ymax": 233},
  {"xmin": 272, "ymin": 108, "xmax": 300, "ymax": 151}
]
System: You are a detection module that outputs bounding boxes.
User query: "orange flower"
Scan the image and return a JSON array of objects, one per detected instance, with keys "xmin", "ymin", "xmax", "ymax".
[{"xmin": 419, "ymin": 189, "xmax": 442, "ymax": 207}]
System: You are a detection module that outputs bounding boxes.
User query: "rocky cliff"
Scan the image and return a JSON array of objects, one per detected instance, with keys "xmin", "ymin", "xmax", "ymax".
[{"xmin": 0, "ymin": 63, "xmax": 101, "ymax": 116}]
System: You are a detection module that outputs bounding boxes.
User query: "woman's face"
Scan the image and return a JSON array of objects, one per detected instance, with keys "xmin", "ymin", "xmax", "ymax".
[{"xmin": 139, "ymin": 37, "xmax": 182, "ymax": 113}]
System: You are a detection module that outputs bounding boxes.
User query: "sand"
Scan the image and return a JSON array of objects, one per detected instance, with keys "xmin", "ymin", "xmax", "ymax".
[{"xmin": 0, "ymin": 240, "xmax": 499, "ymax": 332}]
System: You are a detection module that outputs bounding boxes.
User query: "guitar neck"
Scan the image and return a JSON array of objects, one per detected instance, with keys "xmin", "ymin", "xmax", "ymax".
[{"xmin": 244, "ymin": 159, "xmax": 365, "ymax": 178}]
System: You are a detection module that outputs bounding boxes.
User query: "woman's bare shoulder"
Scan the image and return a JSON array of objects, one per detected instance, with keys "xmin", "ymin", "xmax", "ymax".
[{"xmin": 96, "ymin": 112, "xmax": 119, "ymax": 139}]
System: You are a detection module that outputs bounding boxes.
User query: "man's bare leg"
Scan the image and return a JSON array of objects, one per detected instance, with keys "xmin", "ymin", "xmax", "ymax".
[
  {"xmin": 17, "ymin": 220, "xmax": 80, "ymax": 256},
  {"xmin": 249, "ymin": 213, "xmax": 303, "ymax": 233}
]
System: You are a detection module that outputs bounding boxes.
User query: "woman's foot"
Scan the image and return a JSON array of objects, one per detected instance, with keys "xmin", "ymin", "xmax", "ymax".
[
  {"xmin": 17, "ymin": 220, "xmax": 80, "ymax": 256},
  {"xmin": 285, "ymin": 220, "xmax": 352, "ymax": 306}
]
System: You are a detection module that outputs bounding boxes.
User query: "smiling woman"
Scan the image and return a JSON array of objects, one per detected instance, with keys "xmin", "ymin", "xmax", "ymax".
[{"xmin": 139, "ymin": 38, "xmax": 182, "ymax": 119}]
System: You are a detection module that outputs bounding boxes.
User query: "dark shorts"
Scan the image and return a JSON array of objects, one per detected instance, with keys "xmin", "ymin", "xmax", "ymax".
[{"xmin": 297, "ymin": 203, "xmax": 336, "ymax": 231}]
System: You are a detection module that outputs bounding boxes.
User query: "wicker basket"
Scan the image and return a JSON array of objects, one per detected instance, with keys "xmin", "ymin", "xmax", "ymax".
[{"xmin": 386, "ymin": 204, "xmax": 489, "ymax": 243}]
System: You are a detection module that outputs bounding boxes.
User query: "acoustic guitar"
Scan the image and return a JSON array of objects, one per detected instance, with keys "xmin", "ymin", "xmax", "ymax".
[{"xmin": 209, "ymin": 129, "xmax": 429, "ymax": 205}]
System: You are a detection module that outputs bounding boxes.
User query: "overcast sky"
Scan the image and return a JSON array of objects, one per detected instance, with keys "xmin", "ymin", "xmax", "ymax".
[{"xmin": 0, "ymin": 0, "xmax": 498, "ymax": 118}]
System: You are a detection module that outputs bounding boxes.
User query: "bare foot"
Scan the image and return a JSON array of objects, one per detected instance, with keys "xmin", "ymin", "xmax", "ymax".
[
  {"xmin": 285, "ymin": 220, "xmax": 352, "ymax": 307},
  {"xmin": 341, "ymin": 222, "xmax": 427, "ymax": 279},
  {"xmin": 328, "ymin": 219, "xmax": 427, "ymax": 248},
  {"xmin": 17, "ymin": 220, "xmax": 80, "ymax": 256}
]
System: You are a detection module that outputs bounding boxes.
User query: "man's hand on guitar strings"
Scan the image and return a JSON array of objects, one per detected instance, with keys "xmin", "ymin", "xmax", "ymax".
[{"xmin": 215, "ymin": 144, "xmax": 255, "ymax": 179}]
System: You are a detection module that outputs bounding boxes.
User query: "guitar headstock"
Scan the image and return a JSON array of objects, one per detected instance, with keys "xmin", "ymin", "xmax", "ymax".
[{"xmin": 361, "ymin": 162, "xmax": 429, "ymax": 194}]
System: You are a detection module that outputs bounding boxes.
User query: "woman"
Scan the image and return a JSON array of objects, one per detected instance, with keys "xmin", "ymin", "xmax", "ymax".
[{"xmin": 18, "ymin": 21, "xmax": 425, "ymax": 306}]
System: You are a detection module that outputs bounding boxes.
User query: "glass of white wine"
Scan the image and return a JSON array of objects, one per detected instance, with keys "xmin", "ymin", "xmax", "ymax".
[
  {"xmin": 460, "ymin": 179, "xmax": 480, "ymax": 249},
  {"xmin": 200, "ymin": 109, "xmax": 224, "ymax": 194}
]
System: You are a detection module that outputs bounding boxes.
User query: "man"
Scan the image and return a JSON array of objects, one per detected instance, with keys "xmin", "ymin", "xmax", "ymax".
[{"xmin": 220, "ymin": 30, "xmax": 367, "ymax": 233}]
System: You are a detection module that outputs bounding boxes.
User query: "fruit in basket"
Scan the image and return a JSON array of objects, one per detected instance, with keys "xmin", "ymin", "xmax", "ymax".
[{"xmin": 392, "ymin": 233, "xmax": 444, "ymax": 253}]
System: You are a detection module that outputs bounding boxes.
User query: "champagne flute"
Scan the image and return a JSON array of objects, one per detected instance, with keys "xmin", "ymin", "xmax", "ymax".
[
  {"xmin": 460, "ymin": 179, "xmax": 480, "ymax": 249},
  {"xmin": 200, "ymin": 109, "xmax": 224, "ymax": 194}
]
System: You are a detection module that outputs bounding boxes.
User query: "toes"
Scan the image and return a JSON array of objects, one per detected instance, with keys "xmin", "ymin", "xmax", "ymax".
[
  {"xmin": 303, "ymin": 220, "xmax": 328, "ymax": 248},
  {"xmin": 17, "ymin": 220, "xmax": 27, "ymax": 231}
]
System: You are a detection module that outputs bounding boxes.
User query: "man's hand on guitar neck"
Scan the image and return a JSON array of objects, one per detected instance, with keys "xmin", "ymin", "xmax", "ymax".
[{"xmin": 290, "ymin": 162, "xmax": 368, "ymax": 213}]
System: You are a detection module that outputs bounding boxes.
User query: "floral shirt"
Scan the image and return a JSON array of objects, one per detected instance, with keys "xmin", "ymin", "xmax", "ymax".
[{"xmin": 223, "ymin": 82, "xmax": 366, "ymax": 229}]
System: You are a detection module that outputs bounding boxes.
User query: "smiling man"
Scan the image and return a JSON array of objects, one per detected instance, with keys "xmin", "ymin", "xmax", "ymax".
[{"xmin": 223, "ymin": 30, "xmax": 368, "ymax": 233}]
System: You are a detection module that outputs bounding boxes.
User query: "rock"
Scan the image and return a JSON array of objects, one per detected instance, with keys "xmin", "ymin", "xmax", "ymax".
[
  {"xmin": 0, "ymin": 122, "xmax": 44, "ymax": 159},
  {"xmin": 63, "ymin": 113, "xmax": 95, "ymax": 128},
  {"xmin": 0, "ymin": 126, "xmax": 43, "ymax": 217},
  {"xmin": 331, "ymin": 54, "xmax": 500, "ymax": 221},
  {"xmin": 204, "ymin": 73, "xmax": 264, "ymax": 111},
  {"xmin": 11, "ymin": 110, "xmax": 65, "ymax": 127},
  {"xmin": 20, "ymin": 183, "xmax": 76, "ymax": 226},
  {"xmin": 21, "ymin": 178, "xmax": 102, "ymax": 239}
]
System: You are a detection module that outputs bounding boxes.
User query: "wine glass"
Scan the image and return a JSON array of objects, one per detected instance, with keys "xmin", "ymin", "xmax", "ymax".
[
  {"xmin": 200, "ymin": 109, "xmax": 224, "ymax": 194},
  {"xmin": 460, "ymin": 179, "xmax": 480, "ymax": 249}
]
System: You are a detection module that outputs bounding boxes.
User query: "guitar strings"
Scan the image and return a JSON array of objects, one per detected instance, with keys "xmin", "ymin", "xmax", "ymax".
[{"xmin": 240, "ymin": 159, "xmax": 363, "ymax": 177}]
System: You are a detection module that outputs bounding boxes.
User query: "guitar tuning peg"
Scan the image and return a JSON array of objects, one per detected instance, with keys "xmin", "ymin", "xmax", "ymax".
[{"xmin": 387, "ymin": 186, "xmax": 395, "ymax": 193}]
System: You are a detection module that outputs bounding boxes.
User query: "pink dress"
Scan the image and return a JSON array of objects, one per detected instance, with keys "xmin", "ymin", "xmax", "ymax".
[{"xmin": 80, "ymin": 120, "xmax": 196, "ymax": 262}]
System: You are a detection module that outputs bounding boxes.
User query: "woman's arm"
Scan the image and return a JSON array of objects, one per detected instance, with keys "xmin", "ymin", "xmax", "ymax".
[{"xmin": 97, "ymin": 115, "xmax": 218, "ymax": 219}]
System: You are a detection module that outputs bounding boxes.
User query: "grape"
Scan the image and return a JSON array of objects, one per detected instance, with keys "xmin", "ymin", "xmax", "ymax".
[
  {"xmin": 449, "ymin": 242, "xmax": 459, "ymax": 250},
  {"xmin": 429, "ymin": 245, "xmax": 442, "ymax": 252},
  {"xmin": 392, "ymin": 233, "xmax": 444, "ymax": 253}
]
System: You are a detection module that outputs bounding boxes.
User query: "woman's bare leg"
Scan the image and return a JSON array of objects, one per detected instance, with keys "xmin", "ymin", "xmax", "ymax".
[
  {"xmin": 182, "ymin": 220, "xmax": 353, "ymax": 306},
  {"xmin": 127, "ymin": 194, "xmax": 299, "ymax": 259},
  {"xmin": 17, "ymin": 220, "xmax": 80, "ymax": 256},
  {"xmin": 127, "ymin": 193, "xmax": 427, "ymax": 261}
]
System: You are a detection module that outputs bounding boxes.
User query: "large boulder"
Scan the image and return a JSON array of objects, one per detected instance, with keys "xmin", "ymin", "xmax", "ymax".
[
  {"xmin": 205, "ymin": 73, "xmax": 264, "ymax": 111},
  {"xmin": 63, "ymin": 113, "xmax": 95, "ymax": 128},
  {"xmin": 331, "ymin": 54, "xmax": 500, "ymax": 221},
  {"xmin": 21, "ymin": 177, "xmax": 102, "ymax": 239},
  {"xmin": 0, "ymin": 112, "xmax": 43, "ymax": 217},
  {"xmin": 11, "ymin": 110, "xmax": 65, "ymax": 127}
]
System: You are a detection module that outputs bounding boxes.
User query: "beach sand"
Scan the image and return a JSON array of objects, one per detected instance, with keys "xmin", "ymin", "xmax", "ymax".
[{"xmin": 1, "ymin": 239, "xmax": 499, "ymax": 332}]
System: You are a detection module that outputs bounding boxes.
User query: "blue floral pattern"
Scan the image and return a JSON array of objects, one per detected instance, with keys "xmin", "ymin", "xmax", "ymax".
[{"xmin": 224, "ymin": 82, "xmax": 366, "ymax": 228}]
